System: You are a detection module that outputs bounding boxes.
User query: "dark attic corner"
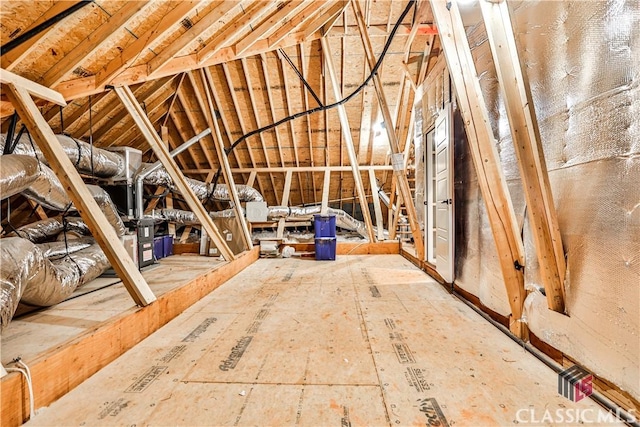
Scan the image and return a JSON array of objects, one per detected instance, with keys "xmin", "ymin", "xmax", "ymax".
[{"xmin": 0, "ymin": 0, "xmax": 638, "ymax": 426}]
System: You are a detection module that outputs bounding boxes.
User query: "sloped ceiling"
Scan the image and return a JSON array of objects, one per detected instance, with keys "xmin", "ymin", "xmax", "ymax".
[{"xmin": 1, "ymin": 0, "xmax": 438, "ymax": 209}]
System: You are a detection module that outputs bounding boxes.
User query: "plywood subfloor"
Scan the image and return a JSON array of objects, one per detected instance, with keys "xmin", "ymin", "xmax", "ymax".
[
  {"xmin": 1, "ymin": 255, "xmax": 223, "ymax": 365},
  {"xmin": 26, "ymin": 256, "xmax": 621, "ymax": 426}
]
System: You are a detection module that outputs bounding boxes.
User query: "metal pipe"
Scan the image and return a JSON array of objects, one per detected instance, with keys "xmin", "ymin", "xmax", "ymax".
[
  {"xmin": 452, "ymin": 290, "xmax": 639, "ymax": 427},
  {"xmin": 135, "ymin": 128, "xmax": 211, "ymax": 218},
  {"xmin": 0, "ymin": 1, "xmax": 93, "ymax": 56}
]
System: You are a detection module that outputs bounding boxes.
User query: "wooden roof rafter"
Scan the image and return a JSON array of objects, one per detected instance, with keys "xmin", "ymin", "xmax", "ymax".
[
  {"xmin": 239, "ymin": 57, "xmax": 281, "ymax": 205},
  {"xmin": 147, "ymin": 0, "xmax": 243, "ymax": 78},
  {"xmin": 216, "ymin": 62, "xmax": 270, "ymax": 204},
  {"xmin": 276, "ymin": 48, "xmax": 305, "ymax": 207},
  {"xmin": 297, "ymin": 43, "xmax": 317, "ymax": 204},
  {"xmin": 42, "ymin": 1, "xmax": 152, "ymax": 88}
]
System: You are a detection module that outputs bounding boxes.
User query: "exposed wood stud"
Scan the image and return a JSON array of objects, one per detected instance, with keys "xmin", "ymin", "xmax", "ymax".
[
  {"xmin": 276, "ymin": 170, "xmax": 294, "ymax": 238},
  {"xmin": 369, "ymin": 169, "xmax": 385, "ymax": 241},
  {"xmin": 3, "ymin": 78, "xmax": 156, "ymax": 306},
  {"xmin": 200, "ymin": 68, "xmax": 253, "ymax": 250},
  {"xmin": 321, "ymin": 37, "xmax": 375, "ymax": 242},
  {"xmin": 352, "ymin": 0, "xmax": 424, "ymax": 257},
  {"xmin": 431, "ymin": 0, "xmax": 528, "ymax": 338},
  {"xmin": 220, "ymin": 62, "xmax": 276, "ymax": 204},
  {"xmin": 481, "ymin": 0, "xmax": 566, "ymax": 312},
  {"xmin": 114, "ymin": 85, "xmax": 235, "ymax": 261}
]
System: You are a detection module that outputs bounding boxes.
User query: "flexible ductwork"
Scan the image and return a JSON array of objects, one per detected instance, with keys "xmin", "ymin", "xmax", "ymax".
[
  {"xmin": 37, "ymin": 237, "xmax": 95, "ymax": 259},
  {"xmin": 141, "ymin": 166, "xmax": 264, "ymax": 203},
  {"xmin": 158, "ymin": 208, "xmax": 238, "ymax": 226},
  {"xmin": 159, "ymin": 205, "xmax": 369, "ymax": 238},
  {"xmin": 0, "ymin": 237, "xmax": 109, "ymax": 329},
  {"xmin": 0, "ymin": 155, "xmax": 126, "ymax": 236},
  {"xmin": 6, "ymin": 216, "xmax": 90, "ymax": 243},
  {"xmin": 0, "ymin": 133, "xmax": 125, "ymax": 178}
]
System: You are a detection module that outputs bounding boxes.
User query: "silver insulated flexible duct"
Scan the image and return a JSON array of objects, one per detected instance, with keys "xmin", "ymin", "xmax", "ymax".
[
  {"xmin": 0, "ymin": 133, "xmax": 125, "ymax": 178},
  {"xmin": 0, "ymin": 155, "xmax": 126, "ymax": 236},
  {"xmin": 0, "ymin": 237, "xmax": 109, "ymax": 330},
  {"xmin": 6, "ymin": 216, "xmax": 90, "ymax": 243}
]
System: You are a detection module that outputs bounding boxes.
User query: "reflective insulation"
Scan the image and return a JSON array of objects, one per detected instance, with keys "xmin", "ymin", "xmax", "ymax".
[
  {"xmin": 0, "ymin": 133, "xmax": 125, "ymax": 178},
  {"xmin": 7, "ymin": 216, "xmax": 90, "ymax": 243},
  {"xmin": 160, "ymin": 205, "xmax": 369, "ymax": 239},
  {"xmin": 37, "ymin": 237, "xmax": 95, "ymax": 259},
  {"xmin": 158, "ymin": 208, "xmax": 237, "ymax": 225},
  {"xmin": 0, "ymin": 155, "xmax": 40, "ymax": 199},
  {"xmin": 445, "ymin": 1, "xmax": 640, "ymax": 400},
  {"xmin": 0, "ymin": 237, "xmax": 109, "ymax": 329},
  {"xmin": 142, "ymin": 167, "xmax": 264, "ymax": 203}
]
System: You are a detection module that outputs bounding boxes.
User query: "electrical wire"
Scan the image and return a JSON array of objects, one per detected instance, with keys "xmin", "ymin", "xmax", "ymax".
[{"xmin": 211, "ymin": 0, "xmax": 416, "ymax": 191}]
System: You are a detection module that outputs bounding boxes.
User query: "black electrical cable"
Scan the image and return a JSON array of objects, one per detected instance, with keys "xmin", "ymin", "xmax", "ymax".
[
  {"xmin": 3, "ymin": 113, "xmax": 18, "ymax": 155},
  {"xmin": 0, "ymin": 1, "xmax": 93, "ymax": 56},
  {"xmin": 279, "ymin": 48, "xmax": 324, "ymax": 108},
  {"xmin": 211, "ymin": 0, "xmax": 416, "ymax": 191}
]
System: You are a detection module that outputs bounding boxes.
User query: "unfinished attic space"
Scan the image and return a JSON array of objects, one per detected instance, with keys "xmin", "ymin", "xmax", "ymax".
[{"xmin": 0, "ymin": 0, "xmax": 638, "ymax": 425}]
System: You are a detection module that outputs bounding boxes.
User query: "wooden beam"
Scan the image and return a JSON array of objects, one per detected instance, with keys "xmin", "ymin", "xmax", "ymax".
[
  {"xmin": 148, "ymin": 1, "xmax": 241, "ymax": 78},
  {"xmin": 302, "ymin": 1, "xmax": 346, "ymax": 39},
  {"xmin": 276, "ymin": 170, "xmax": 293, "ymax": 239},
  {"xmin": 321, "ymin": 170, "xmax": 331, "ymax": 214},
  {"xmin": 183, "ymin": 165, "xmax": 396, "ymax": 174},
  {"xmin": 240, "ymin": 58, "xmax": 280, "ymax": 204},
  {"xmin": 200, "ymin": 69, "xmax": 253, "ymax": 250},
  {"xmin": 480, "ymin": 0, "xmax": 566, "ymax": 312},
  {"xmin": 197, "ymin": 1, "xmax": 273, "ymax": 65},
  {"xmin": 114, "ymin": 85, "xmax": 235, "ymax": 261},
  {"xmin": 0, "ymin": 69, "xmax": 66, "ymax": 106},
  {"xmin": 4, "ymin": 82, "xmax": 155, "ymax": 307},
  {"xmin": 1, "ymin": 1, "xmax": 84, "ymax": 71},
  {"xmin": 297, "ymin": 44, "xmax": 316, "ymax": 203},
  {"xmin": 277, "ymin": 50, "xmax": 305, "ymax": 205},
  {"xmin": 417, "ymin": 35, "xmax": 436, "ymax": 86},
  {"xmin": 321, "ymin": 37, "xmax": 375, "ymax": 242},
  {"xmin": 267, "ymin": 2, "xmax": 325, "ymax": 48},
  {"xmin": 258, "ymin": 53, "xmax": 286, "ymax": 169},
  {"xmin": 352, "ymin": 0, "xmax": 424, "ymax": 256},
  {"xmin": 54, "ymin": 29, "xmax": 327, "ymax": 101},
  {"xmin": 44, "ymin": 2, "xmax": 150, "ymax": 88},
  {"xmin": 430, "ymin": 0, "xmax": 527, "ymax": 338},
  {"xmin": 206, "ymin": 65, "xmax": 267, "ymax": 201},
  {"xmin": 369, "ymin": 169, "xmax": 385, "ymax": 241},
  {"xmin": 234, "ymin": 1, "xmax": 307, "ymax": 56},
  {"xmin": 94, "ymin": 1, "xmax": 203, "ymax": 89},
  {"xmin": 246, "ymin": 171, "xmax": 257, "ymax": 188},
  {"xmin": 220, "ymin": 62, "xmax": 276, "ymax": 204}
]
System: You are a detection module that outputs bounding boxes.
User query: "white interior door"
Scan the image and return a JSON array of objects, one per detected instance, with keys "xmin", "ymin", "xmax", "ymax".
[{"xmin": 434, "ymin": 103, "xmax": 454, "ymax": 283}]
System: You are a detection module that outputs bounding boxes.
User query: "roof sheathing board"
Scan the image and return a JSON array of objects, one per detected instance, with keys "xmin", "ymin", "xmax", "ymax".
[{"xmin": 0, "ymin": 1, "xmax": 55, "ymax": 42}]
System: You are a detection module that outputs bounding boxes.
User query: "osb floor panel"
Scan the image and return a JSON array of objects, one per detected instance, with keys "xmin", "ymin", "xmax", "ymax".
[
  {"xmin": 26, "ymin": 256, "xmax": 620, "ymax": 426},
  {"xmin": 1, "ymin": 256, "xmax": 223, "ymax": 365}
]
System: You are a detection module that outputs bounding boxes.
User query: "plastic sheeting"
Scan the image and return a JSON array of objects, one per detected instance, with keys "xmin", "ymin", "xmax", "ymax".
[
  {"xmin": 0, "ymin": 237, "xmax": 109, "ymax": 329},
  {"xmin": 446, "ymin": 1, "xmax": 640, "ymax": 400},
  {"xmin": 6, "ymin": 216, "xmax": 90, "ymax": 243},
  {"xmin": 0, "ymin": 133, "xmax": 124, "ymax": 178}
]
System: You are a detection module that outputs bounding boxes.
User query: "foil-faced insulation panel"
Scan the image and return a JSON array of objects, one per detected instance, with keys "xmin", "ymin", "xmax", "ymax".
[{"xmin": 445, "ymin": 1, "xmax": 640, "ymax": 400}]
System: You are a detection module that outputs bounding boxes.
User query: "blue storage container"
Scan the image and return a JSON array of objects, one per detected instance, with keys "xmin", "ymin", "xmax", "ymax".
[
  {"xmin": 315, "ymin": 237, "xmax": 337, "ymax": 261},
  {"xmin": 154, "ymin": 236, "xmax": 164, "ymax": 260},
  {"xmin": 163, "ymin": 235, "xmax": 173, "ymax": 257},
  {"xmin": 314, "ymin": 214, "xmax": 336, "ymax": 238}
]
